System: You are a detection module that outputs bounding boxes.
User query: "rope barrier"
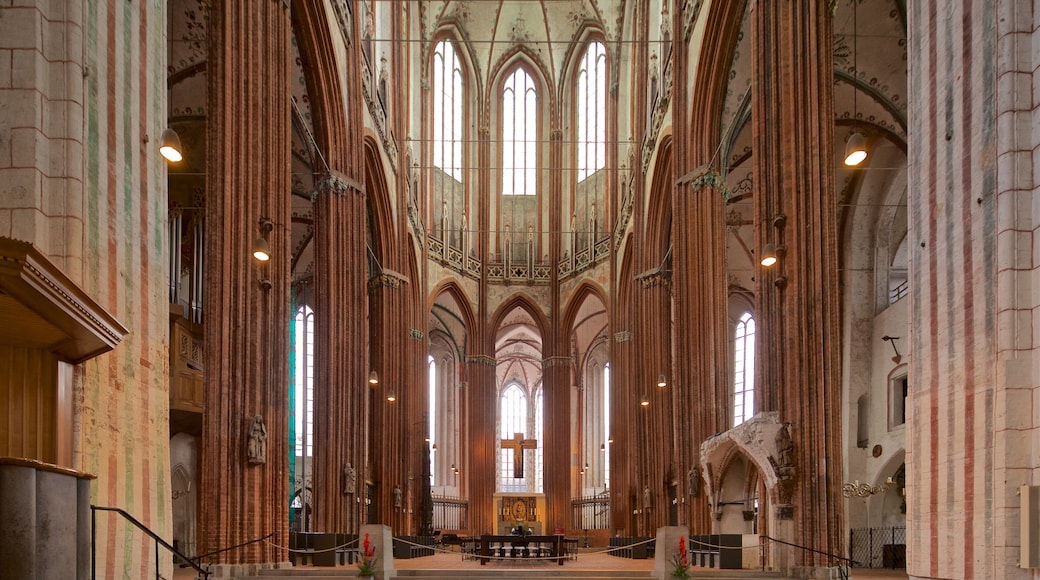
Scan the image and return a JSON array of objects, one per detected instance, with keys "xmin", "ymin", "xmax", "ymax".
[{"xmin": 260, "ymin": 536, "xmax": 359, "ymax": 554}]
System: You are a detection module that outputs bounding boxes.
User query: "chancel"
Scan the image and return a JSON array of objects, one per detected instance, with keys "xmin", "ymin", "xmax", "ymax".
[{"xmin": 0, "ymin": 1, "xmax": 1033, "ymax": 580}]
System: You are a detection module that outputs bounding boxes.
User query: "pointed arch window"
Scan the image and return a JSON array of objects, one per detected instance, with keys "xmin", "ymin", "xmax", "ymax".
[
  {"xmin": 733, "ymin": 312, "xmax": 756, "ymax": 427},
  {"xmin": 502, "ymin": 68, "xmax": 538, "ymax": 196},
  {"xmin": 294, "ymin": 306, "xmax": 316, "ymax": 456},
  {"xmin": 576, "ymin": 41, "xmax": 606, "ymax": 183},
  {"xmin": 433, "ymin": 40, "xmax": 464, "ymax": 182},
  {"xmin": 499, "ymin": 384, "xmax": 528, "ymax": 492},
  {"xmin": 534, "ymin": 386, "xmax": 544, "ymax": 493},
  {"xmin": 428, "ymin": 355, "xmax": 437, "ymax": 485}
]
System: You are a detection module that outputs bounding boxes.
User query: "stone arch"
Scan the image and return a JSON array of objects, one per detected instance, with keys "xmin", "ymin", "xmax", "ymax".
[{"xmin": 700, "ymin": 412, "xmax": 790, "ymax": 527}]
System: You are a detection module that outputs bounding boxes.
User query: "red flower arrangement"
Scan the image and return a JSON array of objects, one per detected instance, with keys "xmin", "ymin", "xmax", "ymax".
[
  {"xmin": 357, "ymin": 532, "xmax": 377, "ymax": 577},
  {"xmin": 671, "ymin": 535, "xmax": 690, "ymax": 578}
]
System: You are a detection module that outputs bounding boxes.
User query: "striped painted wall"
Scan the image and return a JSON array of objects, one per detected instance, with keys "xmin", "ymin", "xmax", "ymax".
[
  {"xmin": 907, "ymin": 1, "xmax": 1038, "ymax": 578},
  {"xmin": 79, "ymin": 0, "xmax": 171, "ymax": 578}
]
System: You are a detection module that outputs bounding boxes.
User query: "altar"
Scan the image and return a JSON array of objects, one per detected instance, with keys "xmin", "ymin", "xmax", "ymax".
[{"xmin": 476, "ymin": 534, "xmax": 567, "ymax": 565}]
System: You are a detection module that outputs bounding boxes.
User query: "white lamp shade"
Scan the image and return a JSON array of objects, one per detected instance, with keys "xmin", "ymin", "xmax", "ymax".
[
  {"xmin": 844, "ymin": 132, "xmax": 868, "ymax": 166},
  {"xmin": 159, "ymin": 128, "xmax": 183, "ymax": 162}
]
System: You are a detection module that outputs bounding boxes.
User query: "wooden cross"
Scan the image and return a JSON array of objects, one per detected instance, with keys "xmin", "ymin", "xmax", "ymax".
[{"xmin": 501, "ymin": 433, "xmax": 538, "ymax": 478}]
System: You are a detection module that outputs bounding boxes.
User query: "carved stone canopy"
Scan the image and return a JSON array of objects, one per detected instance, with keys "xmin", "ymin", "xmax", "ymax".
[
  {"xmin": 0, "ymin": 237, "xmax": 127, "ymax": 363},
  {"xmin": 699, "ymin": 412, "xmax": 795, "ymax": 512}
]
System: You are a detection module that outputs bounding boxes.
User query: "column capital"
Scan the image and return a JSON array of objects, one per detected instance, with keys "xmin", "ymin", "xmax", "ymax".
[
  {"xmin": 541, "ymin": 355, "xmax": 571, "ymax": 368},
  {"xmin": 368, "ymin": 270, "xmax": 408, "ymax": 291},
  {"xmin": 313, "ymin": 171, "xmax": 365, "ymax": 200},
  {"xmin": 466, "ymin": 354, "xmax": 496, "ymax": 366}
]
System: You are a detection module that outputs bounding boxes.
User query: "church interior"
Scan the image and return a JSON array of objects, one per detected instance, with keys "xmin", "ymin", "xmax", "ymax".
[{"xmin": 0, "ymin": 0, "xmax": 1037, "ymax": 579}]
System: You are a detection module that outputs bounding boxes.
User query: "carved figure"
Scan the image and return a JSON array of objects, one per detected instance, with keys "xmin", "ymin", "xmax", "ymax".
[
  {"xmin": 247, "ymin": 415, "xmax": 267, "ymax": 465},
  {"xmin": 343, "ymin": 463, "xmax": 357, "ymax": 495},
  {"xmin": 643, "ymin": 486, "xmax": 652, "ymax": 510},
  {"xmin": 688, "ymin": 466, "xmax": 700, "ymax": 497},
  {"xmin": 393, "ymin": 485, "xmax": 403, "ymax": 508},
  {"xmin": 776, "ymin": 422, "xmax": 794, "ymax": 468}
]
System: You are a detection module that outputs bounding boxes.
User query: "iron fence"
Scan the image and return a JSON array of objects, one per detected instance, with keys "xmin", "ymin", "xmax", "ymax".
[{"xmin": 849, "ymin": 526, "xmax": 906, "ymax": 568}]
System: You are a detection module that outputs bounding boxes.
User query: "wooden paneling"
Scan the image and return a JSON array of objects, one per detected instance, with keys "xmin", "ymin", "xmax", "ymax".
[
  {"xmin": 0, "ymin": 345, "xmax": 58, "ymax": 463},
  {"xmin": 170, "ymin": 318, "xmax": 204, "ymax": 412}
]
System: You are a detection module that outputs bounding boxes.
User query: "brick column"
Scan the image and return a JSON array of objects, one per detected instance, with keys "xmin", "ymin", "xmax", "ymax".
[
  {"xmin": 368, "ymin": 273, "xmax": 406, "ymax": 529},
  {"xmin": 543, "ymin": 128, "xmax": 570, "ymax": 531},
  {"xmin": 200, "ymin": 0, "xmax": 291, "ymax": 565},
  {"xmin": 671, "ymin": 176, "xmax": 728, "ymax": 533},
  {"xmin": 311, "ymin": 172, "xmax": 369, "ymax": 534},
  {"xmin": 751, "ymin": 0, "xmax": 844, "ymax": 568}
]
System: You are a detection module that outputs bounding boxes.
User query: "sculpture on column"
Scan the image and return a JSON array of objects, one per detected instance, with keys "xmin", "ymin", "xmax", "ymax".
[
  {"xmin": 343, "ymin": 463, "xmax": 357, "ymax": 495},
  {"xmin": 643, "ymin": 486, "xmax": 652, "ymax": 510},
  {"xmin": 768, "ymin": 421, "xmax": 797, "ymax": 515},
  {"xmin": 688, "ymin": 466, "xmax": 700, "ymax": 497},
  {"xmin": 247, "ymin": 415, "xmax": 267, "ymax": 465},
  {"xmin": 393, "ymin": 485, "xmax": 403, "ymax": 509}
]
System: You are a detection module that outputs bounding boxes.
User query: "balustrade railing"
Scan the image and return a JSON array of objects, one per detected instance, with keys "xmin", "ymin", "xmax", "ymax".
[
  {"xmin": 432, "ymin": 495, "xmax": 468, "ymax": 530},
  {"xmin": 571, "ymin": 491, "xmax": 610, "ymax": 530}
]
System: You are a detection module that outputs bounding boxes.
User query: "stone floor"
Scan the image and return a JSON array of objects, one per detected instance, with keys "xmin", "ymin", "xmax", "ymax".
[{"xmin": 173, "ymin": 548, "xmax": 909, "ymax": 579}]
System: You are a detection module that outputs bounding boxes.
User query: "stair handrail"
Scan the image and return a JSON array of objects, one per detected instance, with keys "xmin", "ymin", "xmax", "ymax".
[
  {"xmin": 191, "ymin": 531, "xmax": 276, "ymax": 563},
  {"xmin": 91, "ymin": 505, "xmax": 210, "ymax": 580},
  {"xmin": 759, "ymin": 534, "xmax": 858, "ymax": 580}
]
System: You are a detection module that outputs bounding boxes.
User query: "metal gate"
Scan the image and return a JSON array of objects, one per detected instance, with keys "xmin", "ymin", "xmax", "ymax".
[{"xmin": 850, "ymin": 526, "xmax": 906, "ymax": 568}]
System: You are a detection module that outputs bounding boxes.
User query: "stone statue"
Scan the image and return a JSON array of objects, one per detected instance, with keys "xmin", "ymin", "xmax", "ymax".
[
  {"xmin": 393, "ymin": 485, "xmax": 403, "ymax": 509},
  {"xmin": 343, "ymin": 463, "xmax": 356, "ymax": 495},
  {"xmin": 247, "ymin": 415, "xmax": 267, "ymax": 465},
  {"xmin": 776, "ymin": 422, "xmax": 794, "ymax": 468},
  {"xmin": 643, "ymin": 486, "xmax": 652, "ymax": 510},
  {"xmin": 688, "ymin": 466, "xmax": 700, "ymax": 497}
]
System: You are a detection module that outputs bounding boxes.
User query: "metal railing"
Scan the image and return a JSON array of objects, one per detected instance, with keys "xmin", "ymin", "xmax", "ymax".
[
  {"xmin": 91, "ymin": 505, "xmax": 210, "ymax": 580},
  {"xmin": 571, "ymin": 491, "xmax": 610, "ymax": 530},
  {"xmin": 759, "ymin": 535, "xmax": 858, "ymax": 580},
  {"xmin": 432, "ymin": 494, "xmax": 468, "ymax": 530}
]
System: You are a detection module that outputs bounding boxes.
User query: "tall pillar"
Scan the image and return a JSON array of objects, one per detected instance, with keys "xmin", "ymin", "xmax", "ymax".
[
  {"xmin": 200, "ymin": 0, "xmax": 291, "ymax": 565},
  {"xmin": 751, "ymin": 0, "xmax": 844, "ymax": 567},
  {"xmin": 672, "ymin": 175, "xmax": 728, "ymax": 533},
  {"xmin": 465, "ymin": 353, "xmax": 497, "ymax": 533},
  {"xmin": 368, "ymin": 273, "xmax": 407, "ymax": 528},
  {"xmin": 638, "ymin": 272, "xmax": 675, "ymax": 531},
  {"xmin": 543, "ymin": 128, "xmax": 571, "ymax": 531},
  {"xmin": 311, "ymin": 173, "xmax": 369, "ymax": 534}
]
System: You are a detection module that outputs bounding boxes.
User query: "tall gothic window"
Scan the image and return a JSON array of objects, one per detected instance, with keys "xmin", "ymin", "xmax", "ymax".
[
  {"xmin": 603, "ymin": 362, "xmax": 611, "ymax": 488},
  {"xmin": 534, "ymin": 386, "xmax": 544, "ymax": 493},
  {"xmin": 499, "ymin": 384, "xmax": 528, "ymax": 492},
  {"xmin": 294, "ymin": 306, "xmax": 315, "ymax": 456},
  {"xmin": 733, "ymin": 312, "xmax": 756, "ymax": 426},
  {"xmin": 502, "ymin": 68, "xmax": 537, "ymax": 196},
  {"xmin": 432, "ymin": 40, "xmax": 463, "ymax": 182},
  {"xmin": 576, "ymin": 41, "xmax": 606, "ymax": 183},
  {"xmin": 428, "ymin": 355, "xmax": 437, "ymax": 485}
]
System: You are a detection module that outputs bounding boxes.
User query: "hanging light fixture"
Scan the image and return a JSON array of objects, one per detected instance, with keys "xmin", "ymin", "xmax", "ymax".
[
  {"xmin": 159, "ymin": 128, "xmax": 183, "ymax": 162},
  {"xmin": 640, "ymin": 394, "xmax": 650, "ymax": 407},
  {"xmin": 368, "ymin": 371, "xmax": 380, "ymax": 385},
  {"xmin": 844, "ymin": 132, "xmax": 868, "ymax": 166},
  {"xmin": 386, "ymin": 386, "xmax": 397, "ymax": 402},
  {"xmin": 656, "ymin": 374, "xmax": 667, "ymax": 388},
  {"xmin": 843, "ymin": 3, "xmax": 868, "ymax": 167},
  {"xmin": 600, "ymin": 443, "xmax": 606, "ymax": 452}
]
